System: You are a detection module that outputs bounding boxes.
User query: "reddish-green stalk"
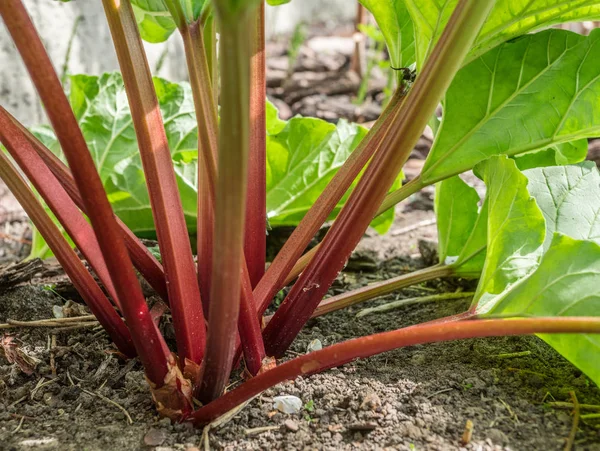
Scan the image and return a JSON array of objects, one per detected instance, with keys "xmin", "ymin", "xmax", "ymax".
[
  {"xmin": 284, "ymin": 175, "xmax": 424, "ymax": 288},
  {"xmin": 198, "ymin": 4, "xmax": 258, "ymax": 403},
  {"xmin": 192, "ymin": 316, "xmax": 600, "ymax": 424},
  {"xmin": 254, "ymin": 87, "xmax": 407, "ymax": 316},
  {"xmin": 177, "ymin": 16, "xmax": 219, "ymax": 312},
  {"xmin": 245, "ymin": 1, "xmax": 267, "ymax": 288},
  {"xmin": 0, "ymin": 107, "xmax": 123, "ymax": 308},
  {"xmin": 0, "ymin": 0, "xmax": 170, "ymax": 385},
  {"xmin": 0, "ymin": 150, "xmax": 136, "ymax": 358},
  {"xmin": 169, "ymin": 3, "xmax": 265, "ymax": 376},
  {"xmin": 7, "ymin": 112, "xmax": 169, "ymax": 301},
  {"xmin": 311, "ymin": 265, "xmax": 455, "ymax": 318},
  {"xmin": 263, "ymin": 0, "xmax": 496, "ymax": 357},
  {"xmin": 102, "ymin": 0, "xmax": 206, "ymax": 365}
]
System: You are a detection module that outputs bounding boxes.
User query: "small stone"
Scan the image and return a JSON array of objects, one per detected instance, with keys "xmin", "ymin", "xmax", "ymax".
[
  {"xmin": 144, "ymin": 428, "xmax": 167, "ymax": 446},
  {"xmin": 185, "ymin": 448, "xmax": 200, "ymax": 451},
  {"xmin": 284, "ymin": 419, "xmax": 299, "ymax": 432},
  {"xmin": 360, "ymin": 393, "xmax": 382, "ymax": 411},
  {"xmin": 348, "ymin": 422, "xmax": 377, "ymax": 432},
  {"xmin": 487, "ymin": 427, "xmax": 508, "ymax": 445}
]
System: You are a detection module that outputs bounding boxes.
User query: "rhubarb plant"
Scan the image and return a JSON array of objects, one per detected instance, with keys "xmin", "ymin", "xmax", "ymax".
[{"xmin": 1, "ymin": 0, "xmax": 600, "ymax": 426}]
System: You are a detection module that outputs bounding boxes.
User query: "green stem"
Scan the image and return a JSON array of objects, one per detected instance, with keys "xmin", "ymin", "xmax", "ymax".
[
  {"xmin": 355, "ymin": 291, "xmax": 475, "ymax": 318},
  {"xmin": 191, "ymin": 316, "xmax": 600, "ymax": 424},
  {"xmin": 313, "ymin": 265, "xmax": 456, "ymax": 318},
  {"xmin": 198, "ymin": 7, "xmax": 255, "ymax": 403}
]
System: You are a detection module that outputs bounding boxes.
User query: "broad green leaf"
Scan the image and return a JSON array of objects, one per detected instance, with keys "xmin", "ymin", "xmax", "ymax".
[
  {"xmin": 266, "ymin": 0, "xmax": 290, "ymax": 5},
  {"xmin": 434, "ymin": 175, "xmax": 480, "ymax": 264},
  {"xmin": 359, "ymin": 0, "xmax": 416, "ymax": 69},
  {"xmin": 452, "ymin": 197, "xmax": 488, "ymax": 276},
  {"xmin": 473, "ymin": 156, "xmax": 546, "ymax": 313},
  {"xmin": 483, "ymin": 233, "xmax": 600, "ymax": 386},
  {"xmin": 523, "ymin": 162, "xmax": 600, "ymax": 250},
  {"xmin": 404, "ymin": 0, "xmax": 600, "ymax": 68},
  {"xmin": 422, "ymin": 29, "xmax": 600, "ymax": 185}
]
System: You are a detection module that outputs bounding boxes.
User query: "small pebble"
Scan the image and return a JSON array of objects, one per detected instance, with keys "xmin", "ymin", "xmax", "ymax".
[
  {"xmin": 284, "ymin": 419, "xmax": 299, "ymax": 432},
  {"xmin": 144, "ymin": 428, "xmax": 167, "ymax": 446}
]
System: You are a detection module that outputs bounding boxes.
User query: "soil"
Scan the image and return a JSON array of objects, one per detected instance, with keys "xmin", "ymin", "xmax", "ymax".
[{"xmin": 2, "ymin": 22, "xmax": 600, "ymax": 451}]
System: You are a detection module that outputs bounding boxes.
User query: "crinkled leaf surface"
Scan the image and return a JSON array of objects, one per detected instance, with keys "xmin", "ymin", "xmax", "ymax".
[
  {"xmin": 422, "ymin": 29, "xmax": 598, "ymax": 185},
  {"xmin": 358, "ymin": 0, "xmax": 416, "ymax": 69},
  {"xmin": 524, "ymin": 162, "xmax": 600, "ymax": 251},
  {"xmin": 404, "ymin": 0, "xmax": 600, "ymax": 68},
  {"xmin": 513, "ymin": 140, "xmax": 588, "ymax": 171}
]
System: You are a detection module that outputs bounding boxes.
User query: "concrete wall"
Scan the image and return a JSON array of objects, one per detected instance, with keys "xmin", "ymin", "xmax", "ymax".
[{"xmin": 0, "ymin": 0, "xmax": 357, "ymax": 126}]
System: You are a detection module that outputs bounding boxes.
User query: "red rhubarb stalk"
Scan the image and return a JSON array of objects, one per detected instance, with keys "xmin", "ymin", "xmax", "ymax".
[
  {"xmin": 192, "ymin": 316, "xmax": 600, "ymax": 424},
  {"xmin": 102, "ymin": 0, "xmax": 206, "ymax": 364},
  {"xmin": 0, "ymin": 151, "xmax": 136, "ymax": 358},
  {"xmin": 0, "ymin": 0, "xmax": 170, "ymax": 384},
  {"xmin": 263, "ymin": 0, "xmax": 496, "ymax": 357},
  {"xmin": 254, "ymin": 88, "xmax": 406, "ymax": 315},
  {"xmin": 245, "ymin": 1, "xmax": 267, "ymax": 288}
]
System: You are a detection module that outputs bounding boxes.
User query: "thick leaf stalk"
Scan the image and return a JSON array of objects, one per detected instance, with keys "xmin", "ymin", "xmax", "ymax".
[
  {"xmin": 198, "ymin": 7, "xmax": 258, "ymax": 403},
  {"xmin": 254, "ymin": 87, "xmax": 407, "ymax": 315},
  {"xmin": 0, "ymin": 151, "xmax": 136, "ymax": 358},
  {"xmin": 245, "ymin": 0, "xmax": 267, "ymax": 288},
  {"xmin": 263, "ymin": 0, "xmax": 496, "ymax": 357},
  {"xmin": 179, "ymin": 19, "xmax": 219, "ymax": 312},
  {"xmin": 283, "ymin": 176, "xmax": 425, "ymax": 287},
  {"xmin": 192, "ymin": 316, "xmax": 600, "ymax": 424},
  {"xmin": 102, "ymin": 0, "xmax": 206, "ymax": 365},
  {"xmin": 0, "ymin": 0, "xmax": 170, "ymax": 385}
]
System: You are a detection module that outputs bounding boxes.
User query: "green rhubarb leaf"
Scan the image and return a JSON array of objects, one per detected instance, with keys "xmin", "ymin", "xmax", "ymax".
[
  {"xmin": 266, "ymin": 0, "xmax": 290, "ymax": 5},
  {"xmin": 405, "ymin": 0, "xmax": 600, "ymax": 68},
  {"xmin": 473, "ymin": 156, "xmax": 546, "ymax": 313},
  {"xmin": 30, "ymin": 73, "xmax": 397, "ymax": 260},
  {"xmin": 483, "ymin": 234, "xmax": 600, "ymax": 386},
  {"xmin": 358, "ymin": 0, "xmax": 416, "ymax": 69},
  {"xmin": 422, "ymin": 29, "xmax": 599, "ymax": 185},
  {"xmin": 434, "ymin": 175, "xmax": 480, "ymax": 265}
]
